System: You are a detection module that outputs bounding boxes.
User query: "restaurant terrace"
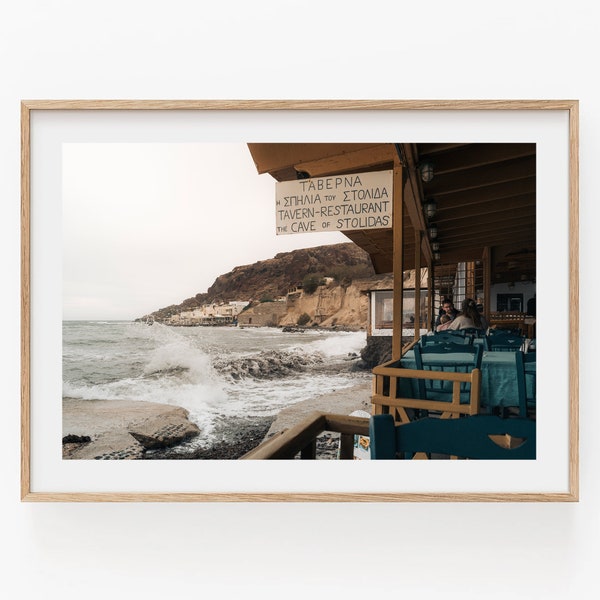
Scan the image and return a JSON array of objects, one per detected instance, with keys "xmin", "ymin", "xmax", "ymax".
[{"xmin": 242, "ymin": 142, "xmax": 537, "ymax": 460}]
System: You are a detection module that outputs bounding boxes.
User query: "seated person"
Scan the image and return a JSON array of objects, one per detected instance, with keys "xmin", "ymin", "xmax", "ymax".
[
  {"xmin": 448, "ymin": 298, "xmax": 489, "ymax": 331},
  {"xmin": 435, "ymin": 299, "xmax": 459, "ymax": 327},
  {"xmin": 436, "ymin": 314, "xmax": 453, "ymax": 332}
]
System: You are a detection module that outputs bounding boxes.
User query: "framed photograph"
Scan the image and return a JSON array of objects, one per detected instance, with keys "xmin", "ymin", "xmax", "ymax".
[{"xmin": 21, "ymin": 100, "xmax": 579, "ymax": 502}]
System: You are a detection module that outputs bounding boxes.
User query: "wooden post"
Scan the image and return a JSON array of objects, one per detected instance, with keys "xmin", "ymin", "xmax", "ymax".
[
  {"xmin": 414, "ymin": 228, "xmax": 421, "ymax": 342},
  {"xmin": 427, "ymin": 260, "xmax": 434, "ymax": 332},
  {"xmin": 483, "ymin": 247, "xmax": 491, "ymax": 321},
  {"xmin": 392, "ymin": 161, "xmax": 404, "ymax": 360},
  {"xmin": 300, "ymin": 439, "xmax": 317, "ymax": 460},
  {"xmin": 339, "ymin": 433, "xmax": 355, "ymax": 459}
]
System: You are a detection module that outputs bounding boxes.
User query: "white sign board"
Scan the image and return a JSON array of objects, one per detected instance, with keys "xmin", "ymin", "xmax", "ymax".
[{"xmin": 275, "ymin": 170, "xmax": 393, "ymax": 234}]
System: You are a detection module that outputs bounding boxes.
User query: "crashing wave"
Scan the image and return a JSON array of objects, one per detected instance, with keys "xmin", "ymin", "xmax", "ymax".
[{"xmin": 213, "ymin": 349, "xmax": 324, "ymax": 381}]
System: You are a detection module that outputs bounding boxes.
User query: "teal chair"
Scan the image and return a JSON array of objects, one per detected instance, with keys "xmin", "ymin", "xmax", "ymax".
[
  {"xmin": 413, "ymin": 341, "xmax": 483, "ymax": 405},
  {"xmin": 422, "ymin": 332, "xmax": 473, "ymax": 345},
  {"xmin": 462, "ymin": 327, "xmax": 488, "ymax": 347},
  {"xmin": 515, "ymin": 350, "xmax": 536, "ymax": 418},
  {"xmin": 369, "ymin": 414, "xmax": 536, "ymax": 459},
  {"xmin": 487, "ymin": 332, "xmax": 525, "ymax": 352}
]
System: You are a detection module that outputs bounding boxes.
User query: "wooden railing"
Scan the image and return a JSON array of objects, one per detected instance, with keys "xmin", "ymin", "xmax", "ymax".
[
  {"xmin": 371, "ymin": 359, "xmax": 482, "ymax": 423},
  {"xmin": 240, "ymin": 412, "xmax": 370, "ymax": 460},
  {"xmin": 489, "ymin": 311, "xmax": 536, "ymax": 338}
]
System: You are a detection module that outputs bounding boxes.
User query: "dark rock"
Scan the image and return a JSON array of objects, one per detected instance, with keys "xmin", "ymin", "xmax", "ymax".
[
  {"xmin": 128, "ymin": 414, "xmax": 200, "ymax": 450},
  {"xmin": 360, "ymin": 336, "xmax": 393, "ymax": 368},
  {"xmin": 62, "ymin": 434, "xmax": 91, "ymax": 444},
  {"xmin": 350, "ymin": 359, "xmax": 370, "ymax": 371},
  {"xmin": 144, "ymin": 415, "xmax": 275, "ymax": 460}
]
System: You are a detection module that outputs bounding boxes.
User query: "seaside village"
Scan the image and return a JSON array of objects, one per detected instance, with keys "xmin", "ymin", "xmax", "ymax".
[{"xmin": 165, "ymin": 301, "xmax": 251, "ymax": 327}]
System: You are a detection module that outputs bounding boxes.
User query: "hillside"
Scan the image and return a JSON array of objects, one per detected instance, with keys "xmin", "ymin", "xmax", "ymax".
[{"xmin": 142, "ymin": 243, "xmax": 375, "ymax": 321}]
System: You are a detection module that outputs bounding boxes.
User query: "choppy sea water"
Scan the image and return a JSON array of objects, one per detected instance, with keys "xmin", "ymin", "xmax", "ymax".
[{"xmin": 63, "ymin": 321, "xmax": 370, "ymax": 451}]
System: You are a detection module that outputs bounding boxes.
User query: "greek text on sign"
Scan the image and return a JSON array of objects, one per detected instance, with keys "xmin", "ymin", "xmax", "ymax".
[{"xmin": 275, "ymin": 170, "xmax": 393, "ymax": 234}]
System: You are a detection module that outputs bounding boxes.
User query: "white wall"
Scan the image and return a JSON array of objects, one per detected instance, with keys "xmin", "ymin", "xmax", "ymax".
[{"xmin": 1, "ymin": 2, "xmax": 597, "ymax": 598}]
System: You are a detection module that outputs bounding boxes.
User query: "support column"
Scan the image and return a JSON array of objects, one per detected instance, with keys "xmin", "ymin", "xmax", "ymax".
[
  {"xmin": 392, "ymin": 161, "xmax": 404, "ymax": 360},
  {"xmin": 414, "ymin": 228, "xmax": 422, "ymax": 342},
  {"xmin": 427, "ymin": 260, "xmax": 434, "ymax": 332},
  {"xmin": 483, "ymin": 247, "xmax": 491, "ymax": 321}
]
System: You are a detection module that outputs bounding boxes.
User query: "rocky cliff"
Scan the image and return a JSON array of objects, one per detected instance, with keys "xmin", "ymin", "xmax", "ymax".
[{"xmin": 143, "ymin": 243, "xmax": 376, "ymax": 322}]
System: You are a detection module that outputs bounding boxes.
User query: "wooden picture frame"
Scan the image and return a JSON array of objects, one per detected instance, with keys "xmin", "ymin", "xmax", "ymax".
[{"xmin": 21, "ymin": 100, "xmax": 579, "ymax": 502}]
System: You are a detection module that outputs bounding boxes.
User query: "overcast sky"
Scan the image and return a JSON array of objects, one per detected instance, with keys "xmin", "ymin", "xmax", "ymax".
[{"xmin": 63, "ymin": 143, "xmax": 346, "ymax": 320}]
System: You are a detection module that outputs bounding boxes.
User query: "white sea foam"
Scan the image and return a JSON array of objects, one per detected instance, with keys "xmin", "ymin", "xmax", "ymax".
[
  {"xmin": 299, "ymin": 330, "xmax": 365, "ymax": 357},
  {"xmin": 63, "ymin": 321, "xmax": 369, "ymax": 447}
]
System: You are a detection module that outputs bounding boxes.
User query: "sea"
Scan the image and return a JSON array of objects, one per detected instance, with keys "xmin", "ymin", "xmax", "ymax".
[{"xmin": 63, "ymin": 321, "xmax": 371, "ymax": 454}]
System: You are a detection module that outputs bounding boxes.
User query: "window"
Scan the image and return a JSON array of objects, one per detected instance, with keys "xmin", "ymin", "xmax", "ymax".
[
  {"xmin": 371, "ymin": 289, "xmax": 428, "ymax": 335},
  {"xmin": 374, "ymin": 291, "xmax": 394, "ymax": 330},
  {"xmin": 496, "ymin": 293, "xmax": 523, "ymax": 312}
]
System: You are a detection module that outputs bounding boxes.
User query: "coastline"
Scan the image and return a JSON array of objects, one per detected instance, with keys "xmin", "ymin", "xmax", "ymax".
[
  {"xmin": 62, "ymin": 398, "xmax": 201, "ymax": 459},
  {"xmin": 62, "ymin": 379, "xmax": 373, "ymax": 460}
]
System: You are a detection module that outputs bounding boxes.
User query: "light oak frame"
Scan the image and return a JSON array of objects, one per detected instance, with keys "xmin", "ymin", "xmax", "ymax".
[{"xmin": 21, "ymin": 99, "xmax": 579, "ymax": 502}]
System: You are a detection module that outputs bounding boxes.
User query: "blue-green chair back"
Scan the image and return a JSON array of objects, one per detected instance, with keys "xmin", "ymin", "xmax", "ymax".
[
  {"xmin": 515, "ymin": 350, "xmax": 536, "ymax": 418},
  {"xmin": 413, "ymin": 342, "xmax": 483, "ymax": 403},
  {"xmin": 369, "ymin": 414, "xmax": 536, "ymax": 460},
  {"xmin": 422, "ymin": 332, "xmax": 472, "ymax": 345},
  {"xmin": 487, "ymin": 332, "xmax": 525, "ymax": 352},
  {"xmin": 461, "ymin": 327, "xmax": 487, "ymax": 338}
]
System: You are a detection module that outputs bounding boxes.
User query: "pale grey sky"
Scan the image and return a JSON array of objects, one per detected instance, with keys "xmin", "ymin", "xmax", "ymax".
[{"xmin": 63, "ymin": 143, "xmax": 346, "ymax": 320}]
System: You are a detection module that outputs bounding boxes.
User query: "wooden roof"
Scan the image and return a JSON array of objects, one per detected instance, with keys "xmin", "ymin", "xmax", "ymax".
[{"xmin": 247, "ymin": 143, "xmax": 536, "ymax": 282}]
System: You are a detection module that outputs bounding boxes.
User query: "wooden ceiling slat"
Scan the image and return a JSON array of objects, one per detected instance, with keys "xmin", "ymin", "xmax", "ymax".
[
  {"xmin": 432, "ymin": 177, "xmax": 536, "ymax": 210},
  {"xmin": 423, "ymin": 156, "xmax": 536, "ymax": 197},
  {"xmin": 440, "ymin": 217, "xmax": 535, "ymax": 238},
  {"xmin": 441, "ymin": 229, "xmax": 536, "ymax": 249},
  {"xmin": 419, "ymin": 143, "xmax": 536, "ymax": 176},
  {"xmin": 438, "ymin": 193, "xmax": 535, "ymax": 222},
  {"xmin": 438, "ymin": 208, "xmax": 536, "ymax": 233},
  {"xmin": 417, "ymin": 143, "xmax": 470, "ymax": 155}
]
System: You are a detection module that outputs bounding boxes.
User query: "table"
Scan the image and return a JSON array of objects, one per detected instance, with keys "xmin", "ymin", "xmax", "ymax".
[{"xmin": 400, "ymin": 350, "xmax": 536, "ymax": 409}]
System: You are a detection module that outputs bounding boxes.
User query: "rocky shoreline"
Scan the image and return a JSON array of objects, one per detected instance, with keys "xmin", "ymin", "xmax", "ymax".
[
  {"xmin": 62, "ymin": 399, "xmax": 202, "ymax": 460},
  {"xmin": 62, "ymin": 380, "xmax": 372, "ymax": 460},
  {"xmin": 144, "ymin": 415, "xmax": 276, "ymax": 460}
]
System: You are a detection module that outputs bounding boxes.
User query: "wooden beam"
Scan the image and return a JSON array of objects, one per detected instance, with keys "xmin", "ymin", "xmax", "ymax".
[
  {"xmin": 423, "ymin": 156, "xmax": 536, "ymax": 197},
  {"xmin": 420, "ymin": 143, "xmax": 536, "ymax": 176},
  {"xmin": 242, "ymin": 412, "xmax": 328, "ymax": 459},
  {"xmin": 427, "ymin": 261, "xmax": 434, "ymax": 331},
  {"xmin": 294, "ymin": 145, "xmax": 395, "ymax": 177},
  {"xmin": 432, "ymin": 177, "xmax": 536, "ymax": 210},
  {"xmin": 483, "ymin": 247, "xmax": 491, "ymax": 321},
  {"xmin": 392, "ymin": 160, "xmax": 404, "ymax": 360},
  {"xmin": 440, "ymin": 209, "xmax": 536, "ymax": 235},
  {"xmin": 402, "ymin": 143, "xmax": 432, "ymax": 266},
  {"xmin": 440, "ymin": 224, "xmax": 536, "ymax": 247},
  {"xmin": 414, "ymin": 229, "xmax": 422, "ymax": 342},
  {"xmin": 437, "ymin": 193, "xmax": 535, "ymax": 222},
  {"xmin": 247, "ymin": 143, "xmax": 383, "ymax": 175}
]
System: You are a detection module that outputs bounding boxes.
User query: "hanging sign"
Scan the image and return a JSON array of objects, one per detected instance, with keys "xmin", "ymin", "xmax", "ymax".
[{"xmin": 275, "ymin": 170, "xmax": 393, "ymax": 234}]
